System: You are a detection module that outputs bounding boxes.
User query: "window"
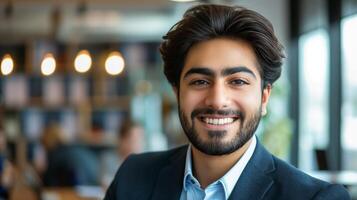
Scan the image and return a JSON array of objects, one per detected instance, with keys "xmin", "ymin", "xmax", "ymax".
[
  {"xmin": 341, "ymin": 14, "xmax": 357, "ymax": 170},
  {"xmin": 298, "ymin": 29, "xmax": 329, "ymax": 170}
]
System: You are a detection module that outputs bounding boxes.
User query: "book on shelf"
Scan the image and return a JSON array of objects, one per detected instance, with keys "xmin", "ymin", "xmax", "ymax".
[
  {"xmin": 43, "ymin": 76, "xmax": 65, "ymax": 106},
  {"xmin": 4, "ymin": 75, "xmax": 28, "ymax": 108}
]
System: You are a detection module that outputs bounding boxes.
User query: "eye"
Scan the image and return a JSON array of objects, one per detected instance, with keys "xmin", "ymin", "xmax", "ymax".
[
  {"xmin": 230, "ymin": 79, "xmax": 248, "ymax": 86},
  {"xmin": 189, "ymin": 79, "xmax": 209, "ymax": 86}
]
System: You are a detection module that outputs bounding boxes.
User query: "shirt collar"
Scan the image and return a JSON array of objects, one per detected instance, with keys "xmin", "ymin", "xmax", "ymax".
[
  {"xmin": 182, "ymin": 136, "xmax": 257, "ymax": 198},
  {"xmin": 183, "ymin": 145, "xmax": 194, "ymax": 191},
  {"xmin": 220, "ymin": 136, "xmax": 256, "ymax": 198}
]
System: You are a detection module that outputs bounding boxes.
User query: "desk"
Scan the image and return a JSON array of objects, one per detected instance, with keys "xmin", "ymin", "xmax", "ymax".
[
  {"xmin": 43, "ymin": 186, "xmax": 104, "ymax": 200},
  {"xmin": 43, "ymin": 188, "xmax": 84, "ymax": 200}
]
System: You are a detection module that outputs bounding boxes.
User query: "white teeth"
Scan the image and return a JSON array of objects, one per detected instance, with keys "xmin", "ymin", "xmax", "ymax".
[{"xmin": 203, "ymin": 117, "xmax": 235, "ymax": 125}]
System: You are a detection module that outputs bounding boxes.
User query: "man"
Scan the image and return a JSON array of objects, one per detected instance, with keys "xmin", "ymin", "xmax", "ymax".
[{"xmin": 105, "ymin": 4, "xmax": 350, "ymax": 200}]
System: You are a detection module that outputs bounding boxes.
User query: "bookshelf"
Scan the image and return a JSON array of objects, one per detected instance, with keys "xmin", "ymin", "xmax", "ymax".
[{"xmin": 0, "ymin": 40, "xmax": 167, "ymax": 167}]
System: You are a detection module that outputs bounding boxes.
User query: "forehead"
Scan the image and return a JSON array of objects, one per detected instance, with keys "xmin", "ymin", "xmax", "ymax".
[{"xmin": 182, "ymin": 38, "xmax": 261, "ymax": 78}]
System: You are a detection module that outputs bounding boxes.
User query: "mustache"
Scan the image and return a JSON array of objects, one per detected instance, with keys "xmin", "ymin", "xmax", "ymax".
[{"xmin": 191, "ymin": 108, "xmax": 244, "ymax": 119}]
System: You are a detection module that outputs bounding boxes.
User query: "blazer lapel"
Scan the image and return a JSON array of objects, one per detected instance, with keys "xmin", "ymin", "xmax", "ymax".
[
  {"xmin": 150, "ymin": 145, "xmax": 187, "ymax": 200},
  {"xmin": 228, "ymin": 140, "xmax": 276, "ymax": 200}
]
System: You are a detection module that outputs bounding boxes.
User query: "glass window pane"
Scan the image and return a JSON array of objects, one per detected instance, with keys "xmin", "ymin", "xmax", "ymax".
[
  {"xmin": 299, "ymin": 29, "xmax": 329, "ymax": 171},
  {"xmin": 342, "ymin": 14, "xmax": 357, "ymax": 170},
  {"xmin": 343, "ymin": 0, "xmax": 357, "ymax": 17},
  {"xmin": 300, "ymin": 0, "xmax": 327, "ymax": 33}
]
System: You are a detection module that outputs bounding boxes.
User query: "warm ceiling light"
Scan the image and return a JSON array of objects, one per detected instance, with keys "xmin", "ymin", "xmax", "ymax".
[
  {"xmin": 74, "ymin": 50, "xmax": 92, "ymax": 73},
  {"xmin": 105, "ymin": 51, "xmax": 125, "ymax": 75},
  {"xmin": 1, "ymin": 54, "xmax": 14, "ymax": 75},
  {"xmin": 41, "ymin": 53, "xmax": 56, "ymax": 76}
]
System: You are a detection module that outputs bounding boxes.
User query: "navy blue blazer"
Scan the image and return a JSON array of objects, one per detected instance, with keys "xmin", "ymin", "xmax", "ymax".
[{"xmin": 104, "ymin": 140, "xmax": 351, "ymax": 200}]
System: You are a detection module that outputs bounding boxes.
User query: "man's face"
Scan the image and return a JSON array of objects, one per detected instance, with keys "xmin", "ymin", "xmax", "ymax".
[{"xmin": 176, "ymin": 38, "xmax": 271, "ymax": 156}]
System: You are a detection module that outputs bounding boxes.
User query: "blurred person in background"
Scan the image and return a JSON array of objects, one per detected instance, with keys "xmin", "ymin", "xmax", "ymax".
[
  {"xmin": 0, "ymin": 124, "xmax": 14, "ymax": 199},
  {"xmin": 40, "ymin": 123, "xmax": 99, "ymax": 187},
  {"xmin": 117, "ymin": 120, "xmax": 145, "ymax": 161},
  {"xmin": 0, "ymin": 113, "xmax": 42, "ymax": 200},
  {"xmin": 101, "ymin": 120, "xmax": 145, "ymax": 188},
  {"xmin": 105, "ymin": 4, "xmax": 350, "ymax": 200}
]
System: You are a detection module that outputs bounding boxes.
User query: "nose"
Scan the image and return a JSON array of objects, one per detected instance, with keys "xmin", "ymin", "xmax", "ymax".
[{"xmin": 204, "ymin": 81, "xmax": 230, "ymax": 109}]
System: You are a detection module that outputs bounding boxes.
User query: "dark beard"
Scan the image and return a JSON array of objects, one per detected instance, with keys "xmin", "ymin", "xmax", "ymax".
[{"xmin": 178, "ymin": 106, "xmax": 262, "ymax": 156}]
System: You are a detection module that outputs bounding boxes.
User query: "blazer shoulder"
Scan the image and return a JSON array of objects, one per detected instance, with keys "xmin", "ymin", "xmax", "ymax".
[
  {"xmin": 120, "ymin": 144, "xmax": 188, "ymax": 172},
  {"xmin": 312, "ymin": 183, "xmax": 351, "ymax": 200},
  {"xmin": 104, "ymin": 145, "xmax": 188, "ymax": 200},
  {"xmin": 122, "ymin": 146, "xmax": 187, "ymax": 181},
  {"xmin": 270, "ymin": 156, "xmax": 350, "ymax": 199},
  {"xmin": 272, "ymin": 156, "xmax": 328, "ymax": 187}
]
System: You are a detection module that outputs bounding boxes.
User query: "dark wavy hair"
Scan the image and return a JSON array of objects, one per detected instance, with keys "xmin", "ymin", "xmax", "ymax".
[{"xmin": 160, "ymin": 4, "xmax": 284, "ymax": 88}]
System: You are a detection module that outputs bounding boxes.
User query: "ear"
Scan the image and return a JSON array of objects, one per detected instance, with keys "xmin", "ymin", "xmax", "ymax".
[{"xmin": 261, "ymin": 84, "xmax": 272, "ymax": 116}]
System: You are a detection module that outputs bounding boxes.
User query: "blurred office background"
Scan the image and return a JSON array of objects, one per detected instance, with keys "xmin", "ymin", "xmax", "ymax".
[{"xmin": 0, "ymin": 0, "xmax": 356, "ymax": 199}]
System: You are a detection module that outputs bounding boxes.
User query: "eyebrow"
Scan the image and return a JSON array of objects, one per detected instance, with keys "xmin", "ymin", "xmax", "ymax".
[
  {"xmin": 183, "ymin": 66, "xmax": 257, "ymax": 79},
  {"xmin": 221, "ymin": 67, "xmax": 256, "ymax": 79},
  {"xmin": 183, "ymin": 67, "xmax": 215, "ymax": 79}
]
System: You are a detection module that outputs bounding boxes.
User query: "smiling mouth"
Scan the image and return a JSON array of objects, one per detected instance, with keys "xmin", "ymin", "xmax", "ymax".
[{"xmin": 198, "ymin": 116, "xmax": 240, "ymax": 125}]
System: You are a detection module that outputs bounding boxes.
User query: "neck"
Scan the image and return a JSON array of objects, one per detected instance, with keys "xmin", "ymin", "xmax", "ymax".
[{"xmin": 191, "ymin": 138, "xmax": 253, "ymax": 189}]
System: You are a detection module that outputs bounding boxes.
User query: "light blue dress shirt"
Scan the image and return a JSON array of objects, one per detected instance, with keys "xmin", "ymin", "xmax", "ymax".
[{"xmin": 180, "ymin": 136, "xmax": 257, "ymax": 200}]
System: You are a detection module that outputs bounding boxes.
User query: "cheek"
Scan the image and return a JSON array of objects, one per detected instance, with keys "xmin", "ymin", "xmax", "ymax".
[
  {"xmin": 236, "ymin": 90, "xmax": 262, "ymax": 112},
  {"xmin": 179, "ymin": 87, "xmax": 201, "ymax": 113}
]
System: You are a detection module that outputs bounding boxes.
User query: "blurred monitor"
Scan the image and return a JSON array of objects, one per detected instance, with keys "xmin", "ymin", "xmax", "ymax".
[{"xmin": 315, "ymin": 149, "xmax": 329, "ymax": 170}]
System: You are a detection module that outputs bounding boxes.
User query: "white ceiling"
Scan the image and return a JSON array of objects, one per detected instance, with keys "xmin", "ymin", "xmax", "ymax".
[
  {"xmin": 0, "ymin": 0, "xmax": 287, "ymax": 45},
  {"xmin": 0, "ymin": 0, "xmax": 199, "ymax": 43}
]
